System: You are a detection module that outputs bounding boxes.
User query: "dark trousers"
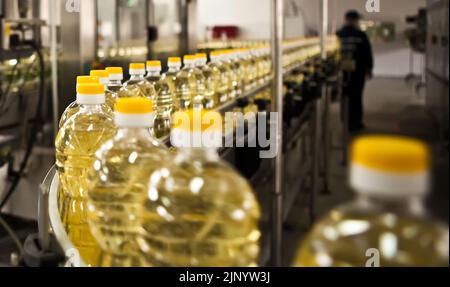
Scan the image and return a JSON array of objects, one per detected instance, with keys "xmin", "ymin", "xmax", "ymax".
[{"xmin": 343, "ymin": 73, "xmax": 366, "ymax": 129}]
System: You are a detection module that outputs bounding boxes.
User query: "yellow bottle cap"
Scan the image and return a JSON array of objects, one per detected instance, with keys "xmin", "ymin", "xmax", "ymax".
[
  {"xmin": 115, "ymin": 98, "xmax": 154, "ymax": 114},
  {"xmin": 77, "ymin": 83, "xmax": 105, "ymax": 95},
  {"xmin": 90, "ymin": 70, "xmax": 109, "ymax": 79},
  {"xmin": 196, "ymin": 53, "xmax": 207, "ymax": 59},
  {"xmin": 351, "ymin": 136, "xmax": 430, "ymax": 173},
  {"xmin": 129, "ymin": 63, "xmax": 146, "ymax": 70},
  {"xmin": 173, "ymin": 109, "xmax": 222, "ymax": 132},
  {"xmin": 184, "ymin": 55, "xmax": 197, "ymax": 61},
  {"xmin": 77, "ymin": 76, "xmax": 99, "ymax": 85},
  {"xmin": 210, "ymin": 51, "xmax": 222, "ymax": 57},
  {"xmin": 168, "ymin": 57, "xmax": 182, "ymax": 63},
  {"xmin": 147, "ymin": 60, "xmax": 161, "ymax": 67},
  {"xmin": 105, "ymin": 67, "xmax": 123, "ymax": 75}
]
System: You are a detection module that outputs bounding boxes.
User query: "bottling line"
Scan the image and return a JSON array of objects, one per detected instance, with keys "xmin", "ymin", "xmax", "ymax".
[{"xmin": 0, "ymin": 0, "xmax": 448, "ymax": 269}]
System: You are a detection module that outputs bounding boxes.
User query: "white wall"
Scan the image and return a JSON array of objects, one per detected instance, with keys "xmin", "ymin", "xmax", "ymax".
[{"xmin": 197, "ymin": 0, "xmax": 272, "ymax": 40}]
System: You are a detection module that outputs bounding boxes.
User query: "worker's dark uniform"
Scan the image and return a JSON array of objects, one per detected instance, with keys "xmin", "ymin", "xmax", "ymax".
[{"xmin": 337, "ymin": 25, "xmax": 374, "ymax": 130}]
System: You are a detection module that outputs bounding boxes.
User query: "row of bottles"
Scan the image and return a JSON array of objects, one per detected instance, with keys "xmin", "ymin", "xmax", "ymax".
[{"xmin": 56, "ymin": 74, "xmax": 261, "ymax": 266}]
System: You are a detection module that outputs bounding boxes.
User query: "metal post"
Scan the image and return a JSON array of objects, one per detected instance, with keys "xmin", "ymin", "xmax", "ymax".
[
  {"xmin": 178, "ymin": 0, "xmax": 189, "ymax": 55},
  {"xmin": 320, "ymin": 0, "xmax": 330, "ymax": 194},
  {"xmin": 49, "ymin": 0, "xmax": 58, "ymax": 137},
  {"xmin": 270, "ymin": 0, "xmax": 284, "ymax": 267}
]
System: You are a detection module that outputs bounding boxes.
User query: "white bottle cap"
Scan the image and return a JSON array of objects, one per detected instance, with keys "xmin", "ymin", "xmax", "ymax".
[{"xmin": 76, "ymin": 84, "xmax": 106, "ymax": 105}]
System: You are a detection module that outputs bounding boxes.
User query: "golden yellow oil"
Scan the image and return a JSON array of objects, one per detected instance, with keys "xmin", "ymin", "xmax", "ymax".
[
  {"xmin": 200, "ymin": 64, "xmax": 219, "ymax": 109},
  {"xmin": 295, "ymin": 208, "xmax": 449, "ymax": 267},
  {"xmin": 119, "ymin": 77, "xmax": 155, "ymax": 100},
  {"xmin": 59, "ymin": 103, "xmax": 112, "ymax": 128},
  {"xmin": 147, "ymin": 73, "xmax": 174, "ymax": 139},
  {"xmin": 208, "ymin": 61, "xmax": 230, "ymax": 105},
  {"xmin": 105, "ymin": 89, "xmax": 118, "ymax": 111},
  {"xmin": 174, "ymin": 67, "xmax": 196, "ymax": 110},
  {"xmin": 56, "ymin": 107, "xmax": 116, "ymax": 266},
  {"xmin": 87, "ymin": 129, "xmax": 171, "ymax": 267},
  {"xmin": 138, "ymin": 150, "xmax": 261, "ymax": 267},
  {"xmin": 192, "ymin": 66, "xmax": 207, "ymax": 109}
]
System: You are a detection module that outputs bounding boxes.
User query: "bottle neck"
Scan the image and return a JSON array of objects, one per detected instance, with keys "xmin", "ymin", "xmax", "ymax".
[
  {"xmin": 109, "ymin": 79, "xmax": 122, "ymax": 85},
  {"xmin": 130, "ymin": 74, "xmax": 145, "ymax": 80},
  {"xmin": 79, "ymin": 103, "xmax": 104, "ymax": 112},
  {"xmin": 184, "ymin": 62, "xmax": 196, "ymax": 69},
  {"xmin": 356, "ymin": 194, "xmax": 427, "ymax": 218},
  {"xmin": 176, "ymin": 147, "xmax": 220, "ymax": 163},
  {"xmin": 116, "ymin": 127, "xmax": 154, "ymax": 140},
  {"xmin": 168, "ymin": 66, "xmax": 180, "ymax": 73},
  {"xmin": 147, "ymin": 71, "xmax": 161, "ymax": 77}
]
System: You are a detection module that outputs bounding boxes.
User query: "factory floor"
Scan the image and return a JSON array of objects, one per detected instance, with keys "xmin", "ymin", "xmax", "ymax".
[{"xmin": 0, "ymin": 77, "xmax": 448, "ymax": 267}]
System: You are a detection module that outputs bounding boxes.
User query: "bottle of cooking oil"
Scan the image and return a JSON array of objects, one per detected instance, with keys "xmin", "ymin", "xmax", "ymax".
[
  {"xmin": 105, "ymin": 67, "xmax": 124, "ymax": 94},
  {"xmin": 241, "ymin": 48, "xmax": 257, "ymax": 92},
  {"xmin": 174, "ymin": 55, "xmax": 198, "ymax": 110},
  {"xmin": 164, "ymin": 57, "xmax": 182, "ymax": 111},
  {"xmin": 87, "ymin": 97, "xmax": 170, "ymax": 267},
  {"xmin": 294, "ymin": 136, "xmax": 449, "ymax": 267},
  {"xmin": 208, "ymin": 51, "xmax": 230, "ymax": 105},
  {"xmin": 90, "ymin": 70, "xmax": 117, "ymax": 111},
  {"xmin": 224, "ymin": 50, "xmax": 242, "ymax": 99},
  {"xmin": 219, "ymin": 50, "xmax": 236, "ymax": 101},
  {"xmin": 191, "ymin": 54, "xmax": 207, "ymax": 109},
  {"xmin": 137, "ymin": 109, "xmax": 261, "ymax": 267},
  {"xmin": 59, "ymin": 76, "xmax": 113, "ymax": 128},
  {"xmin": 236, "ymin": 49, "xmax": 249, "ymax": 93},
  {"xmin": 119, "ymin": 63, "xmax": 156, "ymax": 100},
  {"xmin": 56, "ymin": 83, "xmax": 116, "ymax": 267},
  {"xmin": 196, "ymin": 53, "xmax": 217, "ymax": 109},
  {"xmin": 145, "ymin": 60, "xmax": 174, "ymax": 139}
]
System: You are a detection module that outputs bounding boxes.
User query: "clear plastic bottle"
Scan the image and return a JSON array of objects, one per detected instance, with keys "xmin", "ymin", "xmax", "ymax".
[
  {"xmin": 59, "ymin": 76, "xmax": 113, "ymax": 128},
  {"xmin": 223, "ymin": 50, "xmax": 241, "ymax": 99},
  {"xmin": 119, "ymin": 63, "xmax": 156, "ymax": 100},
  {"xmin": 196, "ymin": 53, "xmax": 217, "ymax": 109},
  {"xmin": 294, "ymin": 136, "xmax": 449, "ymax": 267},
  {"xmin": 138, "ymin": 110, "xmax": 261, "ymax": 267},
  {"xmin": 164, "ymin": 57, "xmax": 182, "ymax": 112},
  {"xmin": 191, "ymin": 55, "xmax": 207, "ymax": 109},
  {"xmin": 208, "ymin": 51, "xmax": 230, "ymax": 105},
  {"xmin": 241, "ymin": 49, "xmax": 257, "ymax": 92},
  {"xmin": 105, "ymin": 67, "xmax": 124, "ymax": 94},
  {"xmin": 87, "ymin": 97, "xmax": 171, "ymax": 267},
  {"xmin": 174, "ymin": 55, "xmax": 198, "ymax": 110},
  {"xmin": 90, "ymin": 70, "xmax": 117, "ymax": 111},
  {"xmin": 56, "ymin": 83, "xmax": 116, "ymax": 266},
  {"xmin": 145, "ymin": 60, "xmax": 174, "ymax": 139}
]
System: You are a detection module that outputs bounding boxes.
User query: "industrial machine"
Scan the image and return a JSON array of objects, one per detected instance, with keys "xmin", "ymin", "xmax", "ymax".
[
  {"xmin": 426, "ymin": 0, "xmax": 449, "ymax": 142},
  {"xmin": 0, "ymin": 0, "xmax": 47, "ymax": 242}
]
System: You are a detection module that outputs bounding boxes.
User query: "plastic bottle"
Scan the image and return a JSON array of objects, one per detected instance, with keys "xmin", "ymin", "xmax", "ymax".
[
  {"xmin": 119, "ymin": 63, "xmax": 156, "ymax": 100},
  {"xmin": 59, "ymin": 76, "xmax": 112, "ymax": 128},
  {"xmin": 90, "ymin": 70, "xmax": 117, "ymax": 111},
  {"xmin": 196, "ymin": 53, "xmax": 217, "ymax": 109},
  {"xmin": 138, "ymin": 110, "xmax": 261, "ymax": 267},
  {"xmin": 294, "ymin": 136, "xmax": 449, "ymax": 267},
  {"xmin": 105, "ymin": 67, "xmax": 124, "ymax": 94},
  {"xmin": 174, "ymin": 55, "xmax": 198, "ymax": 110},
  {"xmin": 87, "ymin": 97, "xmax": 171, "ymax": 267},
  {"xmin": 223, "ymin": 50, "xmax": 241, "ymax": 99},
  {"xmin": 208, "ymin": 51, "xmax": 230, "ymax": 105},
  {"xmin": 56, "ymin": 83, "xmax": 116, "ymax": 266},
  {"xmin": 164, "ymin": 57, "xmax": 182, "ymax": 112},
  {"xmin": 146, "ymin": 60, "xmax": 174, "ymax": 139}
]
